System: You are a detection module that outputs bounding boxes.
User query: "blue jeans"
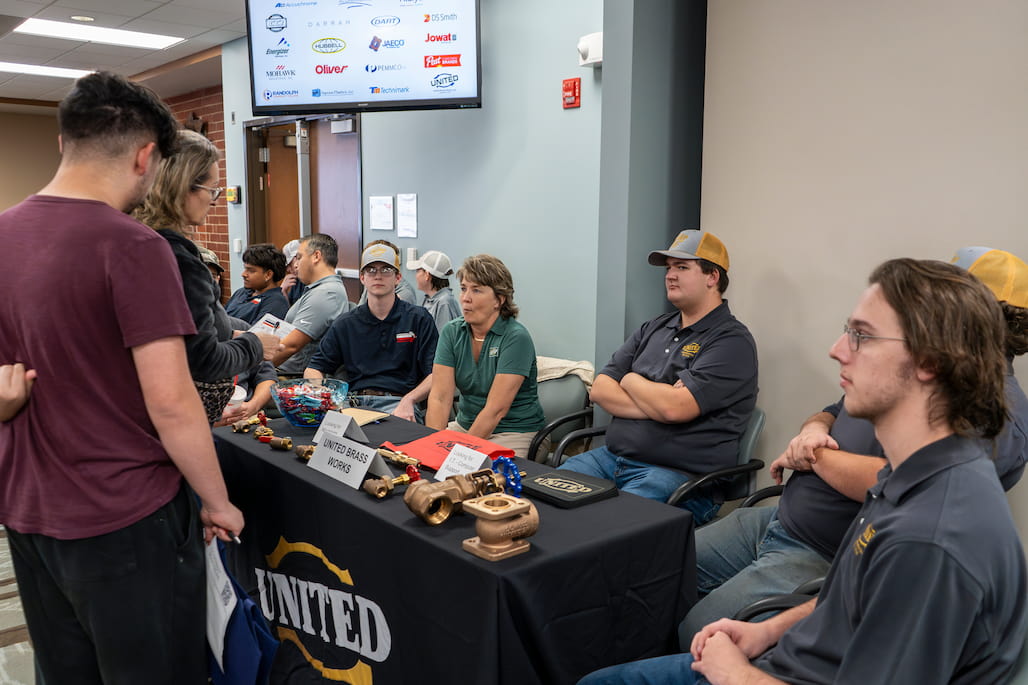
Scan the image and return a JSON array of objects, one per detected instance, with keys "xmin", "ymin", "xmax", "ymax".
[
  {"xmin": 558, "ymin": 446, "xmax": 720, "ymax": 524},
  {"xmin": 677, "ymin": 505, "xmax": 831, "ymax": 648},
  {"xmin": 578, "ymin": 653, "xmax": 708, "ymax": 685},
  {"xmin": 353, "ymin": 394, "xmax": 425, "ymax": 423}
]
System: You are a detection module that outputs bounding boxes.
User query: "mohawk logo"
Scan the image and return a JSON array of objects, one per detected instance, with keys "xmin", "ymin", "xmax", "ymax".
[{"xmin": 255, "ymin": 538, "xmax": 392, "ymax": 682}]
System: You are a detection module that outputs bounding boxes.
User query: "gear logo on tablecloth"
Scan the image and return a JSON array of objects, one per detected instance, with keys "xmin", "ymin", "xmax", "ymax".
[{"xmin": 255, "ymin": 537, "xmax": 392, "ymax": 683}]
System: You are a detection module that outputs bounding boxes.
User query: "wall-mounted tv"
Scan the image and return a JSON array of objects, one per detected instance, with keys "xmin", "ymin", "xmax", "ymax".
[{"xmin": 245, "ymin": 0, "xmax": 482, "ymax": 116}]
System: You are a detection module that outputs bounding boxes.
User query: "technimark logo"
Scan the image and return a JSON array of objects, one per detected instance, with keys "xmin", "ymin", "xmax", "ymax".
[{"xmin": 255, "ymin": 537, "xmax": 391, "ymax": 682}]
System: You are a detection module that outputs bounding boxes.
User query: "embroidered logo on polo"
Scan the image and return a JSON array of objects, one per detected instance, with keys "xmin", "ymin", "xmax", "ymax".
[
  {"xmin": 680, "ymin": 343, "xmax": 701, "ymax": 358},
  {"xmin": 255, "ymin": 538, "xmax": 392, "ymax": 682},
  {"xmin": 395, "ymin": 331, "xmax": 415, "ymax": 343},
  {"xmin": 488, "ymin": 346, "xmax": 499, "ymax": 358},
  {"xmin": 852, "ymin": 522, "xmax": 877, "ymax": 555}
]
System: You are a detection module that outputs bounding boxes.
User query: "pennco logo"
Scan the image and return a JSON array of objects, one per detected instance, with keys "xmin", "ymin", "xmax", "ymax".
[{"xmin": 313, "ymin": 37, "xmax": 347, "ymax": 53}]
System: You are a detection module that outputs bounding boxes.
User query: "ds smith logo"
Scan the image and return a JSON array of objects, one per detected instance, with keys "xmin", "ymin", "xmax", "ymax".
[
  {"xmin": 423, "ymin": 12, "xmax": 457, "ymax": 22},
  {"xmin": 266, "ymin": 14, "xmax": 287, "ymax": 32},
  {"xmin": 255, "ymin": 538, "xmax": 391, "ymax": 681},
  {"xmin": 371, "ymin": 15, "xmax": 400, "ymax": 27},
  {"xmin": 267, "ymin": 37, "xmax": 290, "ymax": 56},
  {"xmin": 312, "ymin": 37, "xmax": 346, "ymax": 53},
  {"xmin": 425, "ymin": 32, "xmax": 456, "ymax": 43},
  {"xmin": 430, "ymin": 72, "xmax": 458, "ymax": 88}
]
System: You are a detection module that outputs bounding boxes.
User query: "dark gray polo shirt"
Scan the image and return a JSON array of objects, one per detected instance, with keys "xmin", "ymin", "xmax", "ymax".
[
  {"xmin": 601, "ymin": 301, "xmax": 758, "ymax": 474},
  {"xmin": 757, "ymin": 435, "xmax": 1027, "ymax": 684}
]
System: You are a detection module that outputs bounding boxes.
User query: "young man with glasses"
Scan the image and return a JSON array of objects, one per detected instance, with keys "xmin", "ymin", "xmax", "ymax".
[
  {"xmin": 305, "ymin": 242, "xmax": 438, "ymax": 422},
  {"xmin": 273, "ymin": 234, "xmax": 353, "ymax": 376},
  {"xmin": 580, "ymin": 258, "xmax": 1027, "ymax": 685},
  {"xmin": 676, "ymin": 247, "xmax": 1028, "ymax": 648}
]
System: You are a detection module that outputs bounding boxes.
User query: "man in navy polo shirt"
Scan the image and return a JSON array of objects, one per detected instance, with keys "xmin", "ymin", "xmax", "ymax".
[
  {"xmin": 580, "ymin": 258, "xmax": 1027, "ymax": 685},
  {"xmin": 558, "ymin": 230, "xmax": 758, "ymax": 523},
  {"xmin": 305, "ymin": 242, "xmax": 437, "ymax": 423},
  {"xmin": 225, "ymin": 243, "xmax": 289, "ymax": 324}
]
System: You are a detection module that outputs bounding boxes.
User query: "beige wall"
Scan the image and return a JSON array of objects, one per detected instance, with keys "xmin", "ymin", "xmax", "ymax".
[
  {"xmin": 703, "ymin": 0, "xmax": 1028, "ymax": 536},
  {"xmin": 0, "ymin": 111, "xmax": 59, "ymax": 212}
]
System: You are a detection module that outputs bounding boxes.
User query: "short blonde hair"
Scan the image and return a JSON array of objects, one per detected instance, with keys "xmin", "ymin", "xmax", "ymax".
[
  {"xmin": 458, "ymin": 254, "xmax": 519, "ymax": 319},
  {"xmin": 134, "ymin": 129, "xmax": 219, "ymax": 233}
]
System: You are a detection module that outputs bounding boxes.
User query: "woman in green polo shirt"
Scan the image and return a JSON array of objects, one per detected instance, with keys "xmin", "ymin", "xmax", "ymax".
[{"xmin": 425, "ymin": 255, "xmax": 546, "ymax": 457}]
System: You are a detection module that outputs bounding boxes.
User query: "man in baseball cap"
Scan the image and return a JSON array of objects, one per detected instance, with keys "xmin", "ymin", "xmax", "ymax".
[
  {"xmin": 408, "ymin": 250, "xmax": 461, "ymax": 332},
  {"xmin": 558, "ymin": 229, "xmax": 758, "ymax": 523}
]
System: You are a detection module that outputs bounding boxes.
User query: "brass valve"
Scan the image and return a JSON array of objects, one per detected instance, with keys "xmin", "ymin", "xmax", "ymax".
[
  {"xmin": 403, "ymin": 468, "xmax": 507, "ymax": 526},
  {"xmin": 268, "ymin": 436, "xmax": 293, "ymax": 450},
  {"xmin": 294, "ymin": 444, "xmax": 315, "ymax": 462},
  {"xmin": 463, "ymin": 493, "xmax": 539, "ymax": 561}
]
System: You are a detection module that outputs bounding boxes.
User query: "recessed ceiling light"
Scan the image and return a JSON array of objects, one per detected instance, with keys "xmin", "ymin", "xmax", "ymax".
[
  {"xmin": 14, "ymin": 17, "xmax": 184, "ymax": 50},
  {"xmin": 70, "ymin": 16, "xmax": 95, "ymax": 23},
  {"xmin": 0, "ymin": 61, "xmax": 92, "ymax": 79}
]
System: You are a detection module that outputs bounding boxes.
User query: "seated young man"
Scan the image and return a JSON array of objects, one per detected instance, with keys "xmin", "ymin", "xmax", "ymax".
[
  {"xmin": 225, "ymin": 243, "xmax": 289, "ymax": 325},
  {"xmin": 305, "ymin": 242, "xmax": 437, "ymax": 423},
  {"xmin": 579, "ymin": 259, "xmax": 1026, "ymax": 685}
]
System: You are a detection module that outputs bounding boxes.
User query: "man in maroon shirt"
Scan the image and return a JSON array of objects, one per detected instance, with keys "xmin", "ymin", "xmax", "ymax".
[{"xmin": 0, "ymin": 72, "xmax": 244, "ymax": 684}]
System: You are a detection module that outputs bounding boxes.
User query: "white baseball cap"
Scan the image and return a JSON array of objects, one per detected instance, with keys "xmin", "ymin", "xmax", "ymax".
[
  {"xmin": 407, "ymin": 250, "xmax": 454, "ymax": 278},
  {"xmin": 283, "ymin": 239, "xmax": 301, "ymax": 264}
]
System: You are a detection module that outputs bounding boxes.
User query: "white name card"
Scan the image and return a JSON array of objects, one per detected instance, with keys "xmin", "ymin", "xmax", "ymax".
[
  {"xmin": 313, "ymin": 411, "xmax": 369, "ymax": 445},
  {"xmin": 248, "ymin": 313, "xmax": 296, "ymax": 339},
  {"xmin": 434, "ymin": 444, "xmax": 491, "ymax": 482},
  {"xmin": 308, "ymin": 432, "xmax": 390, "ymax": 489}
]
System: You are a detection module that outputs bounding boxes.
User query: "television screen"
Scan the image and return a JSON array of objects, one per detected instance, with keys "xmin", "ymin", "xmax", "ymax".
[{"xmin": 245, "ymin": 0, "xmax": 481, "ymax": 116}]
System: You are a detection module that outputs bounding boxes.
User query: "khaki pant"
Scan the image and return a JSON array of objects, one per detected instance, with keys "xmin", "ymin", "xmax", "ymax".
[{"xmin": 446, "ymin": 421, "xmax": 549, "ymax": 460}]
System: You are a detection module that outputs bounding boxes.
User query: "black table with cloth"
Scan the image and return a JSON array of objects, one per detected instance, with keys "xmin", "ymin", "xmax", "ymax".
[{"xmin": 214, "ymin": 417, "xmax": 696, "ymax": 685}]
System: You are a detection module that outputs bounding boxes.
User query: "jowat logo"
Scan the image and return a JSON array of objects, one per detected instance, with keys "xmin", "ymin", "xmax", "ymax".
[{"xmin": 255, "ymin": 538, "xmax": 392, "ymax": 681}]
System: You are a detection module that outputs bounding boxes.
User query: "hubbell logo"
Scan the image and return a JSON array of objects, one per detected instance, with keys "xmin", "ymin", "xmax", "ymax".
[
  {"xmin": 313, "ymin": 38, "xmax": 346, "ymax": 53},
  {"xmin": 256, "ymin": 538, "xmax": 391, "ymax": 682},
  {"xmin": 266, "ymin": 14, "xmax": 287, "ymax": 32}
]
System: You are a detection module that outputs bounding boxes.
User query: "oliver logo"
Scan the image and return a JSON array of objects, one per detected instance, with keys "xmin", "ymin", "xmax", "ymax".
[
  {"xmin": 313, "ymin": 38, "xmax": 347, "ymax": 53},
  {"xmin": 255, "ymin": 538, "xmax": 391, "ymax": 682},
  {"xmin": 680, "ymin": 343, "xmax": 701, "ymax": 358}
]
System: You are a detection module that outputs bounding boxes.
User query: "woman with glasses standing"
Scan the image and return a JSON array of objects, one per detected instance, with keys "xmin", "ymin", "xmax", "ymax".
[
  {"xmin": 135, "ymin": 130, "xmax": 278, "ymax": 423},
  {"xmin": 425, "ymin": 254, "xmax": 546, "ymax": 457}
]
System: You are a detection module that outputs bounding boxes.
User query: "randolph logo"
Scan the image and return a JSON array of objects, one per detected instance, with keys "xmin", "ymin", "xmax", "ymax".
[
  {"xmin": 256, "ymin": 538, "xmax": 391, "ymax": 682},
  {"xmin": 262, "ymin": 88, "xmax": 300, "ymax": 100},
  {"xmin": 313, "ymin": 37, "xmax": 346, "ymax": 53}
]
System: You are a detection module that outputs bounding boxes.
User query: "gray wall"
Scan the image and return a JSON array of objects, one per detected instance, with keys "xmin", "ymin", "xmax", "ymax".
[{"xmin": 359, "ymin": 0, "xmax": 603, "ymax": 361}]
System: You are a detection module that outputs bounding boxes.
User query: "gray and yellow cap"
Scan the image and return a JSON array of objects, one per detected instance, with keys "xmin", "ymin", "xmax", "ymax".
[
  {"xmin": 648, "ymin": 230, "xmax": 730, "ymax": 271},
  {"xmin": 951, "ymin": 246, "xmax": 1028, "ymax": 309},
  {"xmin": 361, "ymin": 243, "xmax": 400, "ymax": 269}
]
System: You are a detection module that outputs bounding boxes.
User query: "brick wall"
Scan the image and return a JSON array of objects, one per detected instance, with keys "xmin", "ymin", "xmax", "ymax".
[{"xmin": 165, "ymin": 86, "xmax": 231, "ymax": 301}]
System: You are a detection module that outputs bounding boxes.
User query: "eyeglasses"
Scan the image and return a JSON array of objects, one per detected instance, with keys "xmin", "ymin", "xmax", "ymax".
[
  {"xmin": 362, "ymin": 265, "xmax": 398, "ymax": 276},
  {"xmin": 193, "ymin": 184, "xmax": 223, "ymax": 202},
  {"xmin": 842, "ymin": 324, "xmax": 907, "ymax": 352}
]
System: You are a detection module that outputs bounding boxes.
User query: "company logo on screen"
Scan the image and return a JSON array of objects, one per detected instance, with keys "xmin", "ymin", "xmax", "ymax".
[
  {"xmin": 430, "ymin": 73, "xmax": 458, "ymax": 89},
  {"xmin": 267, "ymin": 37, "xmax": 291, "ymax": 57},
  {"xmin": 365, "ymin": 63, "xmax": 404, "ymax": 72},
  {"xmin": 424, "ymin": 54, "xmax": 460, "ymax": 68},
  {"xmin": 399, "ymin": 0, "xmax": 423, "ymax": 5},
  {"xmin": 315, "ymin": 64, "xmax": 349, "ymax": 74},
  {"xmin": 312, "ymin": 38, "xmax": 346, "ymax": 53},
  {"xmin": 266, "ymin": 14, "xmax": 287, "ymax": 32},
  {"xmin": 424, "ymin": 32, "xmax": 456, "ymax": 43},
  {"xmin": 262, "ymin": 88, "xmax": 300, "ymax": 100},
  {"xmin": 275, "ymin": 1, "xmax": 315, "ymax": 7},
  {"xmin": 256, "ymin": 539, "xmax": 391, "ymax": 681},
  {"xmin": 312, "ymin": 88, "xmax": 355, "ymax": 97},
  {"xmin": 369, "ymin": 86, "xmax": 411, "ymax": 95},
  {"xmin": 371, "ymin": 15, "xmax": 400, "ymax": 27},
  {"xmin": 339, "ymin": 0, "xmax": 371, "ymax": 7},
  {"xmin": 266, "ymin": 65, "xmax": 297, "ymax": 79},
  {"xmin": 368, "ymin": 35, "xmax": 405, "ymax": 51},
  {"xmin": 423, "ymin": 12, "xmax": 457, "ymax": 22}
]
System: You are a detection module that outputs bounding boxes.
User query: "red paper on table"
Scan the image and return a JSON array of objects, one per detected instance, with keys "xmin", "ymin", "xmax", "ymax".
[{"xmin": 394, "ymin": 430, "xmax": 515, "ymax": 470}]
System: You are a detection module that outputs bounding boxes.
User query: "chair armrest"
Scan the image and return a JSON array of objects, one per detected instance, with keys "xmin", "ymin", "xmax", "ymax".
[
  {"xmin": 548, "ymin": 426, "xmax": 608, "ymax": 467},
  {"xmin": 526, "ymin": 407, "xmax": 593, "ymax": 462},
  {"xmin": 665, "ymin": 459, "xmax": 765, "ymax": 506},
  {"xmin": 739, "ymin": 484, "xmax": 785, "ymax": 509},
  {"xmin": 792, "ymin": 576, "xmax": 825, "ymax": 596},
  {"xmin": 733, "ymin": 593, "xmax": 814, "ymax": 622}
]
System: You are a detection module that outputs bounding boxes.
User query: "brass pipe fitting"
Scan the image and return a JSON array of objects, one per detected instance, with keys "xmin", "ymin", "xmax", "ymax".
[
  {"xmin": 403, "ymin": 469, "xmax": 507, "ymax": 525},
  {"xmin": 462, "ymin": 494, "xmax": 539, "ymax": 561}
]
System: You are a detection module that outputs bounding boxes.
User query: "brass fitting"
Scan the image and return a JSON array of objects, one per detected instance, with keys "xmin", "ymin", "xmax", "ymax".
[
  {"xmin": 462, "ymin": 493, "xmax": 539, "ymax": 561},
  {"xmin": 364, "ymin": 473, "xmax": 411, "ymax": 498},
  {"xmin": 253, "ymin": 425, "xmax": 274, "ymax": 439},
  {"xmin": 403, "ymin": 469, "xmax": 507, "ymax": 526},
  {"xmin": 269, "ymin": 436, "xmax": 293, "ymax": 450},
  {"xmin": 294, "ymin": 444, "xmax": 315, "ymax": 462},
  {"xmin": 231, "ymin": 419, "xmax": 251, "ymax": 433}
]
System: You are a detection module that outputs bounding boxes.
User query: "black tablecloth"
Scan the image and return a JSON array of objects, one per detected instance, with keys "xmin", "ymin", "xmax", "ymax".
[{"xmin": 215, "ymin": 417, "xmax": 696, "ymax": 685}]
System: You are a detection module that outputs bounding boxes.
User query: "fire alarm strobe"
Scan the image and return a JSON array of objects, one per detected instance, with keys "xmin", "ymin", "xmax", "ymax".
[{"xmin": 562, "ymin": 77, "xmax": 581, "ymax": 109}]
